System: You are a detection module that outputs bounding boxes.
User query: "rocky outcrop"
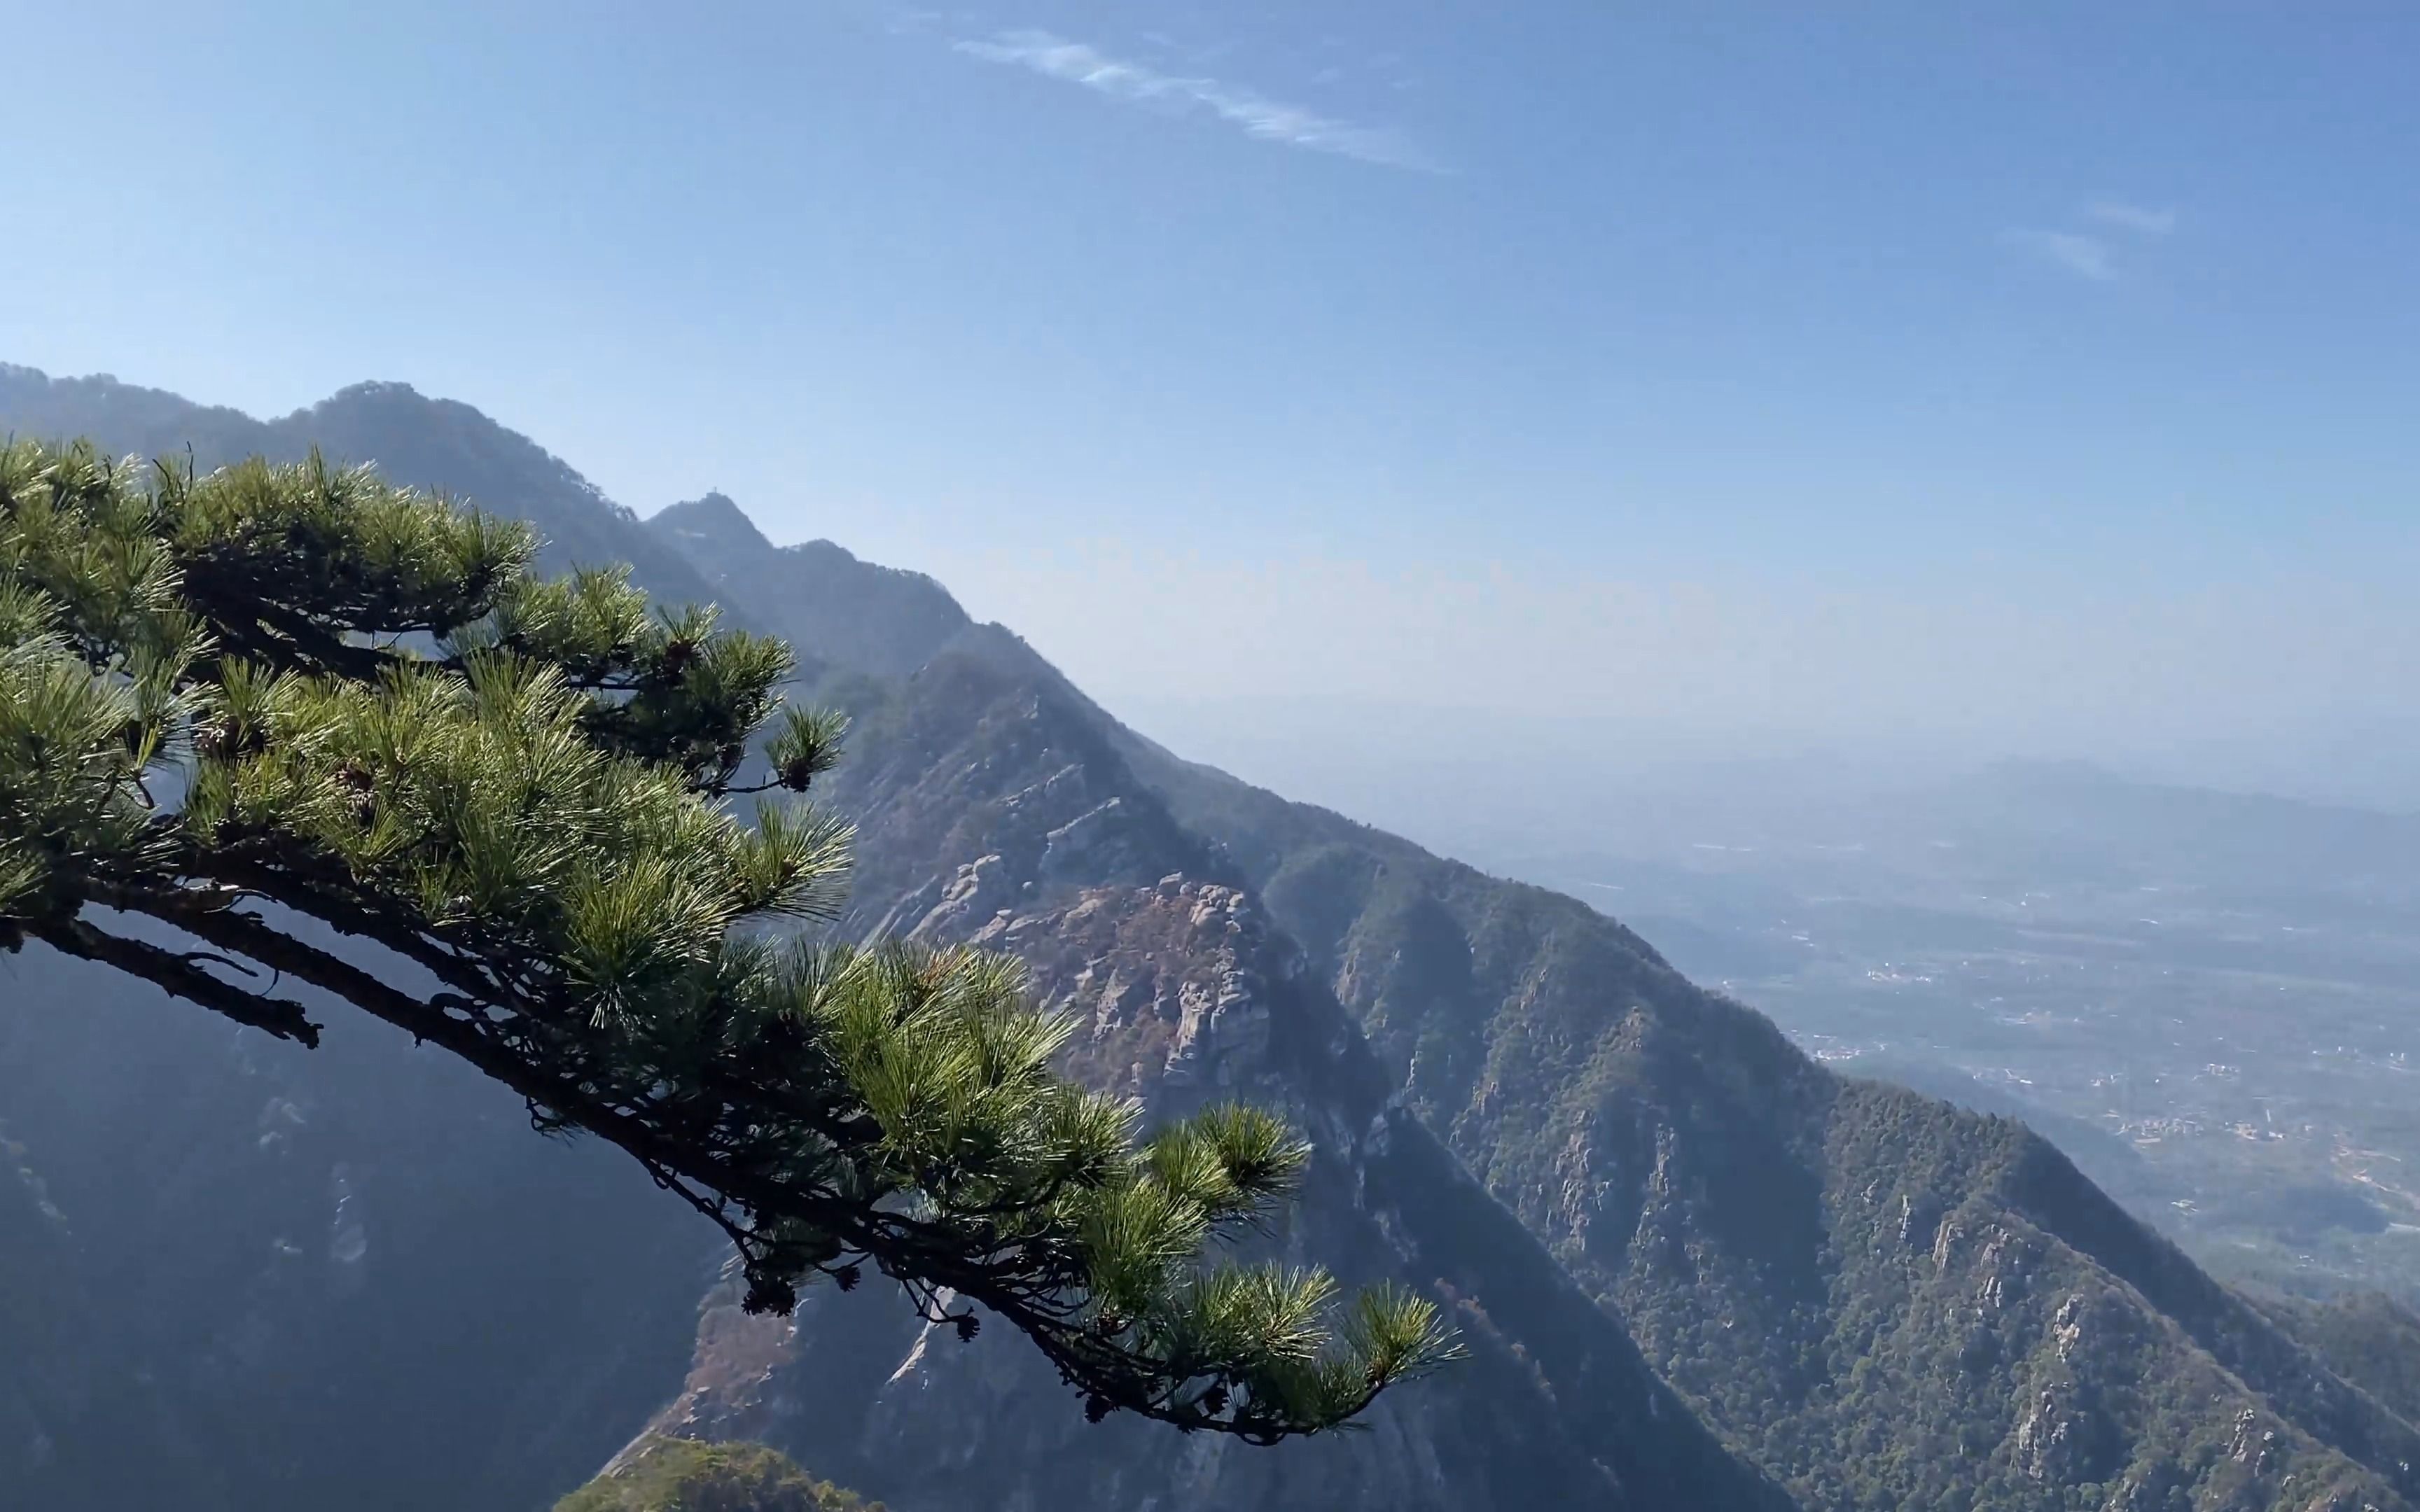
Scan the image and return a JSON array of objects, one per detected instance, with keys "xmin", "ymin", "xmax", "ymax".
[
  {"xmin": 639, "ymin": 877, "xmax": 1793, "ymax": 1512},
  {"xmin": 627, "ymin": 653, "xmax": 1792, "ymax": 1510}
]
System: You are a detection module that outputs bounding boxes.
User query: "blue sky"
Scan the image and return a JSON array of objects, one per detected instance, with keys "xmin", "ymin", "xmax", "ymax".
[{"xmin": 8, "ymin": 2, "xmax": 2417, "ymax": 796}]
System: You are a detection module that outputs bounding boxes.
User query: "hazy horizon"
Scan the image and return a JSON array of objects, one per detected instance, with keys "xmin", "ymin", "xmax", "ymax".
[
  {"xmin": 11, "ymin": 1, "xmax": 2415, "ymax": 811},
  {"xmin": 11, "ymin": 356, "xmax": 2417, "ymax": 816}
]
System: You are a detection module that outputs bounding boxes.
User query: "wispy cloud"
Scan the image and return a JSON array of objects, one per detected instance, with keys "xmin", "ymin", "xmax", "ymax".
[
  {"xmin": 2087, "ymin": 200, "xmax": 2178, "ymax": 235},
  {"xmin": 2003, "ymin": 195, "xmax": 2181, "ymax": 281},
  {"xmin": 2005, "ymin": 228, "xmax": 2119, "ymax": 281},
  {"xmin": 954, "ymin": 29, "xmax": 1440, "ymax": 171}
]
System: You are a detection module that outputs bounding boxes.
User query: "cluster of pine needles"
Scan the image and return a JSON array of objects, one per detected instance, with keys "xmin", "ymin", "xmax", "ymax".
[{"xmin": 0, "ymin": 439, "xmax": 1458, "ymax": 1439}]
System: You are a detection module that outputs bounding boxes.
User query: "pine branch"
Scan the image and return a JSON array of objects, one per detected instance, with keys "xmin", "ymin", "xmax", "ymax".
[
  {"xmin": 29, "ymin": 915, "xmax": 321, "ymax": 1046},
  {"xmin": 0, "ymin": 440, "xmax": 1459, "ymax": 1441}
]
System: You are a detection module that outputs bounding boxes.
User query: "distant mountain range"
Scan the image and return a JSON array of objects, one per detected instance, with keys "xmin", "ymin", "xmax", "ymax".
[{"xmin": 5, "ymin": 360, "xmax": 2416, "ymax": 1512}]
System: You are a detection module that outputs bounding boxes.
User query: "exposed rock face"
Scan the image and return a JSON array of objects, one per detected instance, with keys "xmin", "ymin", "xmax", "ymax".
[
  {"xmin": 639, "ymin": 881, "xmax": 1790, "ymax": 1512},
  {"xmin": 633, "ymin": 661, "xmax": 1797, "ymax": 1512},
  {"xmin": 0, "ymin": 1135, "xmax": 123, "ymax": 1499}
]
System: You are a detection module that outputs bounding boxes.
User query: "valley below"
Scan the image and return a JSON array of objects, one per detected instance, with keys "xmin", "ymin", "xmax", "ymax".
[{"xmin": 1489, "ymin": 767, "xmax": 2420, "ymax": 1303}]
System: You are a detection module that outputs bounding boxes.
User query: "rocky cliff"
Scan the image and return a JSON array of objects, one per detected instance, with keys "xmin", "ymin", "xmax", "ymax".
[{"xmin": 623, "ymin": 645, "xmax": 1794, "ymax": 1511}]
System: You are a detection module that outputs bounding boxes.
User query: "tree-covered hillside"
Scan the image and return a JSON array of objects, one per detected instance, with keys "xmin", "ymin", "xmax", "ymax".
[
  {"xmin": 649, "ymin": 491, "xmax": 973, "ymax": 679},
  {"xmin": 1118, "ymin": 737, "xmax": 2420, "ymax": 1510},
  {"xmin": 2261, "ymin": 1292, "xmax": 2420, "ymax": 1429}
]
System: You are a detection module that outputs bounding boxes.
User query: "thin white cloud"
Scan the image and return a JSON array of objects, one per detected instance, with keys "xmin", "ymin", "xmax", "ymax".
[
  {"xmin": 954, "ymin": 29, "xmax": 1440, "ymax": 171},
  {"xmin": 2005, "ymin": 228, "xmax": 2119, "ymax": 281},
  {"xmin": 2087, "ymin": 200, "xmax": 2178, "ymax": 235}
]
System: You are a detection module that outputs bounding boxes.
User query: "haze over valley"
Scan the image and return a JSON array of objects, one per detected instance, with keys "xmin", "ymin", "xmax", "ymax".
[{"xmin": 7, "ymin": 6, "xmax": 2416, "ymax": 1509}]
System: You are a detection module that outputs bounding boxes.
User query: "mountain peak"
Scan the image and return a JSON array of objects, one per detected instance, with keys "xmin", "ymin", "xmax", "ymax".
[
  {"xmin": 650, "ymin": 489, "xmax": 773, "ymax": 558},
  {"xmin": 321, "ymin": 379, "xmax": 425, "ymax": 403},
  {"xmin": 643, "ymin": 497, "xmax": 974, "ymax": 678}
]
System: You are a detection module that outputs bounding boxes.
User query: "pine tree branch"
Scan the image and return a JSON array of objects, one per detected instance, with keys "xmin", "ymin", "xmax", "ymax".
[
  {"xmin": 28, "ymin": 916, "xmax": 321, "ymax": 1047},
  {"xmin": 67, "ymin": 888, "xmax": 1397, "ymax": 1441},
  {"xmin": 189, "ymin": 844, "xmax": 529, "ymax": 1009},
  {"xmin": 88, "ymin": 890, "xmax": 1339, "ymax": 1435},
  {"xmin": 183, "ymin": 582, "xmax": 394, "ymax": 682},
  {"xmin": 100, "ymin": 893, "xmax": 862, "ymax": 1233},
  {"xmin": 1, "ymin": 442, "xmax": 1454, "ymax": 1441}
]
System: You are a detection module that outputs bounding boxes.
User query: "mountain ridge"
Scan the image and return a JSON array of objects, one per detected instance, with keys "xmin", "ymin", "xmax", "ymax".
[
  {"xmin": 630, "ymin": 617, "xmax": 1795, "ymax": 1510},
  {"xmin": 646, "ymin": 490, "xmax": 977, "ymax": 680},
  {"xmin": 646, "ymin": 393, "xmax": 2420, "ymax": 1512},
  {"xmin": 7, "ymin": 362, "xmax": 2418, "ymax": 1511}
]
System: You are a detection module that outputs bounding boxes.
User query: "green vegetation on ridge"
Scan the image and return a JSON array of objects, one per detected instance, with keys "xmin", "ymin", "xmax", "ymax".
[
  {"xmin": 555, "ymin": 1436, "xmax": 879, "ymax": 1512},
  {"xmin": 1130, "ymin": 737, "xmax": 2420, "ymax": 1511}
]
